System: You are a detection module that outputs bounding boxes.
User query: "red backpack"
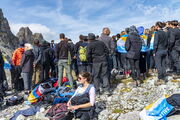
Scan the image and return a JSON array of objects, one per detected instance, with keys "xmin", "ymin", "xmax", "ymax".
[{"xmin": 46, "ymin": 103, "xmax": 74, "ymax": 120}]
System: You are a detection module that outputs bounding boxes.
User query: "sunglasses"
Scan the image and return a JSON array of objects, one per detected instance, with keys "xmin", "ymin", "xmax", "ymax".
[{"xmin": 78, "ymin": 77, "xmax": 83, "ymax": 80}]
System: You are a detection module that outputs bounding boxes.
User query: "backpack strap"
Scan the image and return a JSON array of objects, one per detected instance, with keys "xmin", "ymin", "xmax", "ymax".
[{"xmin": 84, "ymin": 84, "xmax": 93, "ymax": 94}]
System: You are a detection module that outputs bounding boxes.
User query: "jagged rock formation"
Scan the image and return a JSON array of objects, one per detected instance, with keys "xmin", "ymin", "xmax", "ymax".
[
  {"xmin": 0, "ymin": 8, "xmax": 44, "ymax": 57},
  {"xmin": 16, "ymin": 27, "xmax": 44, "ymax": 44},
  {"xmin": 33, "ymin": 33, "xmax": 44, "ymax": 41},
  {"xmin": 0, "ymin": 8, "xmax": 19, "ymax": 55}
]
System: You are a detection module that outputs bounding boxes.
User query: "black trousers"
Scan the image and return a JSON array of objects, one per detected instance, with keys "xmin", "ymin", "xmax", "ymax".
[
  {"xmin": 129, "ymin": 59, "xmax": 140, "ymax": 80},
  {"xmin": 0, "ymin": 67, "xmax": 4, "ymax": 96},
  {"xmin": 139, "ymin": 52, "xmax": 147, "ymax": 73},
  {"xmin": 155, "ymin": 50, "xmax": 167, "ymax": 79},
  {"xmin": 80, "ymin": 112, "xmax": 90, "ymax": 120},
  {"xmin": 40, "ymin": 65, "xmax": 50, "ymax": 83},
  {"xmin": 14, "ymin": 66, "xmax": 24, "ymax": 91},
  {"xmin": 92, "ymin": 62, "xmax": 109, "ymax": 92},
  {"xmin": 171, "ymin": 50, "xmax": 180, "ymax": 73}
]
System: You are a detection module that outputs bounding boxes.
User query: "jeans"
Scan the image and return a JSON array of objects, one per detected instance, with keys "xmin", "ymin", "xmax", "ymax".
[
  {"xmin": 21, "ymin": 72, "xmax": 33, "ymax": 90},
  {"xmin": 58, "ymin": 59, "xmax": 73, "ymax": 87}
]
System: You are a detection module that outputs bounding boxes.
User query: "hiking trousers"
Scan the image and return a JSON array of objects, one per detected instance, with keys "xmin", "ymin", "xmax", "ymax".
[
  {"xmin": 155, "ymin": 50, "xmax": 167, "ymax": 79},
  {"xmin": 171, "ymin": 50, "xmax": 180, "ymax": 74},
  {"xmin": 21, "ymin": 72, "xmax": 33, "ymax": 90},
  {"xmin": 32, "ymin": 65, "xmax": 41, "ymax": 85},
  {"xmin": 58, "ymin": 59, "xmax": 73, "ymax": 87},
  {"xmin": 92, "ymin": 62, "xmax": 109, "ymax": 92},
  {"xmin": 129, "ymin": 59, "xmax": 140, "ymax": 81}
]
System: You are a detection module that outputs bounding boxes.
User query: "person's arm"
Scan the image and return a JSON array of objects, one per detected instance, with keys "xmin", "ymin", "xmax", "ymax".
[
  {"xmin": 153, "ymin": 31, "xmax": 159, "ymax": 54},
  {"xmin": 55, "ymin": 44, "xmax": 59, "ymax": 59},
  {"xmin": 86, "ymin": 44, "xmax": 92, "ymax": 63},
  {"xmin": 20, "ymin": 53, "xmax": 26, "ymax": 68},
  {"xmin": 169, "ymin": 30, "xmax": 175, "ymax": 50},
  {"xmin": 35, "ymin": 48, "xmax": 42, "ymax": 66},
  {"xmin": 125, "ymin": 36, "xmax": 131, "ymax": 51},
  {"xmin": 12, "ymin": 50, "xmax": 17, "ymax": 65}
]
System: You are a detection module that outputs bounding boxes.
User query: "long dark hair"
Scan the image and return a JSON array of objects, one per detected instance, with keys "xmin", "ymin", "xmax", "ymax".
[{"xmin": 79, "ymin": 71, "xmax": 92, "ymax": 83}]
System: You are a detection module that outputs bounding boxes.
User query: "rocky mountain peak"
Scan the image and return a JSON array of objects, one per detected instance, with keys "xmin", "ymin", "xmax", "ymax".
[{"xmin": 0, "ymin": 8, "xmax": 19, "ymax": 55}]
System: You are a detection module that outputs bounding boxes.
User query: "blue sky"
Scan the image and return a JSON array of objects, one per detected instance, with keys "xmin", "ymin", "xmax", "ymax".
[{"xmin": 0, "ymin": 0, "xmax": 180, "ymax": 43}]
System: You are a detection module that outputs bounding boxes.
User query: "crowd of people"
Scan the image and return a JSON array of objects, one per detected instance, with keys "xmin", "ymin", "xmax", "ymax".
[{"xmin": 0, "ymin": 20, "xmax": 180, "ymax": 119}]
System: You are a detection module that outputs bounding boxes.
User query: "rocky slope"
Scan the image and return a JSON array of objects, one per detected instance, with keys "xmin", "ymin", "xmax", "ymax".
[{"xmin": 0, "ymin": 74, "xmax": 179, "ymax": 120}]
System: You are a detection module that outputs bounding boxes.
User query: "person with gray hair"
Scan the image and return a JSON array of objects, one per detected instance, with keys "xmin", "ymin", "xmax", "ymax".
[
  {"xmin": 98, "ymin": 27, "xmax": 116, "ymax": 79},
  {"xmin": 21, "ymin": 43, "xmax": 35, "ymax": 93}
]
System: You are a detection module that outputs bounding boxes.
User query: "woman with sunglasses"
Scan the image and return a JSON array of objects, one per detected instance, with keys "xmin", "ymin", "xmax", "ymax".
[{"xmin": 67, "ymin": 71, "xmax": 96, "ymax": 120}]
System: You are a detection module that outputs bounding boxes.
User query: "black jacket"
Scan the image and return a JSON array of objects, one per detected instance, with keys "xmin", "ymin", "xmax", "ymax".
[
  {"xmin": 40, "ymin": 45, "xmax": 54, "ymax": 66},
  {"xmin": 154, "ymin": 29, "xmax": 168, "ymax": 53},
  {"xmin": 55, "ymin": 40, "xmax": 73, "ymax": 59},
  {"xmin": 125, "ymin": 32, "xmax": 142, "ymax": 59},
  {"xmin": 21, "ymin": 50, "xmax": 35, "ymax": 73},
  {"xmin": 169, "ymin": 27, "xmax": 180, "ymax": 51},
  {"xmin": 98, "ymin": 34, "xmax": 115, "ymax": 54},
  {"xmin": 0, "ymin": 51, "xmax": 4, "ymax": 82},
  {"xmin": 87, "ymin": 40, "xmax": 109, "ymax": 63},
  {"xmin": 33, "ymin": 45, "xmax": 42, "ymax": 66}
]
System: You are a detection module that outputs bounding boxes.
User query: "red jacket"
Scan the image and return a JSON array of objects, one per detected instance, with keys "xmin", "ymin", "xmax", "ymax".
[{"xmin": 12, "ymin": 47, "xmax": 25, "ymax": 66}]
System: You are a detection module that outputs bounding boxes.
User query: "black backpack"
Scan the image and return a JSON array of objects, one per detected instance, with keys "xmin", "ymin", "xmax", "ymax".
[{"xmin": 6, "ymin": 95, "xmax": 24, "ymax": 106}]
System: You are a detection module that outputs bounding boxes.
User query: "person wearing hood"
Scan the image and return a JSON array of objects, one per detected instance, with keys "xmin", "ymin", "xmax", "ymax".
[
  {"xmin": 87, "ymin": 33, "xmax": 110, "ymax": 95},
  {"xmin": 21, "ymin": 43, "xmax": 34, "ymax": 93},
  {"xmin": 137, "ymin": 26, "xmax": 149, "ymax": 80},
  {"xmin": 40, "ymin": 41, "xmax": 54, "ymax": 83},
  {"xmin": 154, "ymin": 22, "xmax": 168, "ymax": 85},
  {"xmin": 12, "ymin": 41, "xmax": 25, "ymax": 91},
  {"xmin": 125, "ymin": 25, "xmax": 142, "ymax": 86}
]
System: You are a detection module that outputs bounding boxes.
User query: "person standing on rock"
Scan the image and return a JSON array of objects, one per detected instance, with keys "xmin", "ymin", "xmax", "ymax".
[
  {"xmin": 12, "ymin": 41, "xmax": 25, "ymax": 91},
  {"xmin": 32, "ymin": 39, "xmax": 42, "ymax": 86},
  {"xmin": 0, "ymin": 49, "xmax": 5, "ymax": 100},
  {"xmin": 169, "ymin": 20, "xmax": 180, "ymax": 76},
  {"xmin": 154, "ymin": 22, "xmax": 168, "ymax": 85},
  {"xmin": 87, "ymin": 33, "xmax": 110, "ymax": 95},
  {"xmin": 98, "ymin": 27, "xmax": 116, "ymax": 79},
  {"xmin": 21, "ymin": 43, "xmax": 34, "ymax": 93},
  {"xmin": 125, "ymin": 25, "xmax": 142, "ymax": 86},
  {"xmin": 55, "ymin": 33, "xmax": 74, "ymax": 88}
]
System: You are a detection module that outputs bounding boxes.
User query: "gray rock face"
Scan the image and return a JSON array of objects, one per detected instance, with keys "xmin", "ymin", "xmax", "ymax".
[
  {"xmin": 17, "ymin": 27, "xmax": 33, "ymax": 44},
  {"xmin": 16, "ymin": 27, "xmax": 44, "ymax": 44},
  {"xmin": 0, "ymin": 8, "xmax": 19, "ymax": 51},
  {"xmin": 33, "ymin": 33, "xmax": 44, "ymax": 42}
]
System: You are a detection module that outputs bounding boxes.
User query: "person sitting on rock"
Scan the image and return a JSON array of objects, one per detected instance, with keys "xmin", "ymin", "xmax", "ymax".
[{"xmin": 67, "ymin": 71, "xmax": 96, "ymax": 120}]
